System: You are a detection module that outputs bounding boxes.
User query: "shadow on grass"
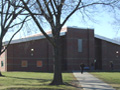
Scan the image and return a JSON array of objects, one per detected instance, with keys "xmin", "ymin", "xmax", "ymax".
[
  {"xmin": 0, "ymin": 75, "xmax": 6, "ymax": 77},
  {"xmin": 5, "ymin": 75, "xmax": 51, "ymax": 87},
  {"xmin": 3, "ymin": 74, "xmax": 82, "ymax": 90},
  {"xmin": 6, "ymin": 76, "xmax": 51, "ymax": 82},
  {"xmin": 6, "ymin": 82, "xmax": 82, "ymax": 90},
  {"xmin": 64, "ymin": 81, "xmax": 82, "ymax": 89},
  {"xmin": 6, "ymin": 88, "xmax": 65, "ymax": 90},
  {"xmin": 5, "ymin": 76, "xmax": 80, "ymax": 86}
]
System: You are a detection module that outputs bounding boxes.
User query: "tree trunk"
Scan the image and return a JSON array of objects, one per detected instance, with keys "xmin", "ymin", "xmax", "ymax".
[
  {"xmin": 50, "ymin": 36, "xmax": 64, "ymax": 85},
  {"xmin": 0, "ymin": 71, "xmax": 3, "ymax": 76},
  {"xmin": 0, "ymin": 42, "xmax": 3, "ymax": 76}
]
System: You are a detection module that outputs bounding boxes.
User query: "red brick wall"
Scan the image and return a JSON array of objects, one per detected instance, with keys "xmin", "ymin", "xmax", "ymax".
[
  {"xmin": 7, "ymin": 45, "xmax": 14, "ymax": 71},
  {"xmin": 101, "ymin": 40, "xmax": 120, "ymax": 70},
  {"xmin": 6, "ymin": 27, "xmax": 95, "ymax": 72},
  {"xmin": 5, "ymin": 27, "xmax": 120, "ymax": 72},
  {"xmin": 0, "ymin": 48, "xmax": 7, "ymax": 71},
  {"xmin": 66, "ymin": 28, "xmax": 95, "ymax": 71},
  {"xmin": 95, "ymin": 38, "xmax": 120, "ymax": 71},
  {"xmin": 6, "ymin": 36, "xmax": 67, "ymax": 72},
  {"xmin": 7, "ymin": 39, "xmax": 54, "ymax": 72}
]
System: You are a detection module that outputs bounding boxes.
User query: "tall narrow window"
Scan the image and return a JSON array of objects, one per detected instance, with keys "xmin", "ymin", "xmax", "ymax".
[
  {"xmin": 1, "ymin": 61, "xmax": 4, "ymax": 67},
  {"xmin": 78, "ymin": 39, "xmax": 82, "ymax": 52}
]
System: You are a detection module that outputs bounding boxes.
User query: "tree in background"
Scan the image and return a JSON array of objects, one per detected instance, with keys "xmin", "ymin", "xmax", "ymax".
[
  {"xmin": 111, "ymin": 3, "xmax": 120, "ymax": 39},
  {"xmin": 0, "ymin": 0, "xmax": 29, "ymax": 76},
  {"xmin": 20, "ymin": 0, "xmax": 119, "ymax": 85}
]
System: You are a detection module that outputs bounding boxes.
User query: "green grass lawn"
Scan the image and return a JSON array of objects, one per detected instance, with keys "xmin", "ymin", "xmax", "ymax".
[
  {"xmin": 90, "ymin": 72, "xmax": 120, "ymax": 90},
  {"xmin": 0, "ymin": 72, "xmax": 80, "ymax": 90}
]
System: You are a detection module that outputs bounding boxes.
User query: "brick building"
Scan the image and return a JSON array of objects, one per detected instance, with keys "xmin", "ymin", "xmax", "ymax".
[{"xmin": 0, "ymin": 27, "xmax": 120, "ymax": 72}]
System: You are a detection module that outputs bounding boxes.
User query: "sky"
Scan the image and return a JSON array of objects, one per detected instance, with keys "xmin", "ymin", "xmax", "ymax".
[
  {"xmin": 3, "ymin": 1, "xmax": 120, "ymax": 41},
  {"xmin": 4, "ymin": 11, "xmax": 118, "ymax": 42},
  {"xmin": 65, "ymin": 11, "xmax": 118, "ymax": 39}
]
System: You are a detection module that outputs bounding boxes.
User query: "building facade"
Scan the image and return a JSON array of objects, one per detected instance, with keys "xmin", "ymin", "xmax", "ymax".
[{"xmin": 0, "ymin": 27, "xmax": 120, "ymax": 72}]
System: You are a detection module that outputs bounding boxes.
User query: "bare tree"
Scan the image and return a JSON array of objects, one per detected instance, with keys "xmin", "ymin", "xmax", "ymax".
[
  {"xmin": 20, "ymin": 0, "xmax": 119, "ymax": 85},
  {"xmin": 111, "ymin": 5, "xmax": 120, "ymax": 37},
  {"xmin": 0, "ymin": 0, "xmax": 29, "ymax": 76}
]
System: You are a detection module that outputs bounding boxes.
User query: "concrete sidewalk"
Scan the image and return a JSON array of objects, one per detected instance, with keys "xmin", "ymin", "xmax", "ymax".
[{"xmin": 73, "ymin": 72, "xmax": 116, "ymax": 90}]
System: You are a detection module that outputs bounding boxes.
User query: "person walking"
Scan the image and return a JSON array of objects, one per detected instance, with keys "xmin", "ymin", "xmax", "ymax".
[
  {"xmin": 80, "ymin": 63, "xmax": 85, "ymax": 74},
  {"xmin": 110, "ymin": 61, "xmax": 113, "ymax": 70},
  {"xmin": 91, "ymin": 63, "xmax": 94, "ymax": 70}
]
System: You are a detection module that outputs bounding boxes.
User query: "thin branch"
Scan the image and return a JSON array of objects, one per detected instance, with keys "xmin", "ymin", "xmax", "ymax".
[
  {"xmin": 1, "ymin": 0, "xmax": 4, "ymax": 30},
  {"xmin": 50, "ymin": 0, "xmax": 57, "ymax": 15},
  {"xmin": 78, "ymin": 1, "xmax": 117, "ymax": 10},
  {"xmin": 5, "ymin": 8, "xmax": 25, "ymax": 30},
  {"xmin": 43, "ymin": 0, "xmax": 53, "ymax": 19},
  {"xmin": 1, "ymin": 16, "xmax": 29, "ymax": 55},
  {"xmin": 53, "ymin": 0, "xmax": 57, "ymax": 9},
  {"xmin": 9, "ymin": 17, "xmax": 31, "ymax": 29},
  {"xmin": 61, "ymin": 0, "xmax": 81, "ymax": 27},
  {"xmin": 0, "ymin": 12, "xmax": 42, "ymax": 15},
  {"xmin": 21, "ymin": 0, "xmax": 55, "ymax": 47},
  {"xmin": 4, "ymin": 0, "xmax": 11, "ymax": 27},
  {"xmin": 36, "ymin": 0, "xmax": 48, "ymax": 18}
]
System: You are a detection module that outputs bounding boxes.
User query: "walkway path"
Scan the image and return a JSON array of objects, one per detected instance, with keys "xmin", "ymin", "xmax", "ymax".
[{"xmin": 73, "ymin": 72, "xmax": 116, "ymax": 90}]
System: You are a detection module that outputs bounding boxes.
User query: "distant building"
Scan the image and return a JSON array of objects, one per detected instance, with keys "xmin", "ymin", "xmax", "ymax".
[{"xmin": 1, "ymin": 27, "xmax": 120, "ymax": 72}]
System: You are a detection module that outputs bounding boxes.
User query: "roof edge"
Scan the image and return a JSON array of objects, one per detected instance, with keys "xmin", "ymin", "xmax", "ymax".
[
  {"xmin": 95, "ymin": 34, "xmax": 120, "ymax": 45},
  {"xmin": 3, "ymin": 31, "xmax": 66, "ymax": 45}
]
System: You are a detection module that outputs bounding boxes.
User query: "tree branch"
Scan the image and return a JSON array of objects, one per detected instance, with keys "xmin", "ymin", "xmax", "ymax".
[
  {"xmin": 5, "ymin": 8, "xmax": 25, "ymax": 30},
  {"xmin": 1, "ymin": 16, "xmax": 29, "ymax": 55},
  {"xmin": 9, "ymin": 17, "xmax": 31, "ymax": 29},
  {"xmin": 4, "ymin": 0, "xmax": 11, "ymax": 27},
  {"xmin": 50, "ymin": 0, "xmax": 57, "ymax": 16},
  {"xmin": 61, "ymin": 0, "xmax": 81, "ymax": 27},
  {"xmin": 78, "ymin": 1, "xmax": 117, "ymax": 10},
  {"xmin": 21, "ymin": 0, "xmax": 56, "ymax": 47},
  {"xmin": 43, "ymin": 0, "xmax": 53, "ymax": 18}
]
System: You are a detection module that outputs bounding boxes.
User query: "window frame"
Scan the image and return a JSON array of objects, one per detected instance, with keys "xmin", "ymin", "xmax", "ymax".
[
  {"xmin": 37, "ymin": 61, "xmax": 42, "ymax": 67},
  {"xmin": 78, "ymin": 39, "xmax": 82, "ymax": 52},
  {"xmin": 1, "ymin": 61, "xmax": 4, "ymax": 67},
  {"xmin": 21, "ymin": 60, "xmax": 28, "ymax": 67}
]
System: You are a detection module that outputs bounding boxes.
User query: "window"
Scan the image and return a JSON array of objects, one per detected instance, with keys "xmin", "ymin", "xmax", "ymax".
[
  {"xmin": 37, "ymin": 61, "xmax": 42, "ymax": 67},
  {"xmin": 1, "ymin": 61, "xmax": 3, "ymax": 67},
  {"xmin": 21, "ymin": 61, "xmax": 28, "ymax": 67},
  {"xmin": 78, "ymin": 39, "xmax": 82, "ymax": 52}
]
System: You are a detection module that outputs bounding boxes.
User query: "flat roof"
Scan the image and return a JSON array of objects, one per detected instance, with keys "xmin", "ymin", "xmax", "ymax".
[
  {"xmin": 3, "ymin": 27, "xmax": 120, "ymax": 46},
  {"xmin": 95, "ymin": 34, "xmax": 120, "ymax": 45},
  {"xmin": 67, "ymin": 26, "xmax": 94, "ymax": 30},
  {"xmin": 3, "ymin": 29, "xmax": 67, "ymax": 45}
]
